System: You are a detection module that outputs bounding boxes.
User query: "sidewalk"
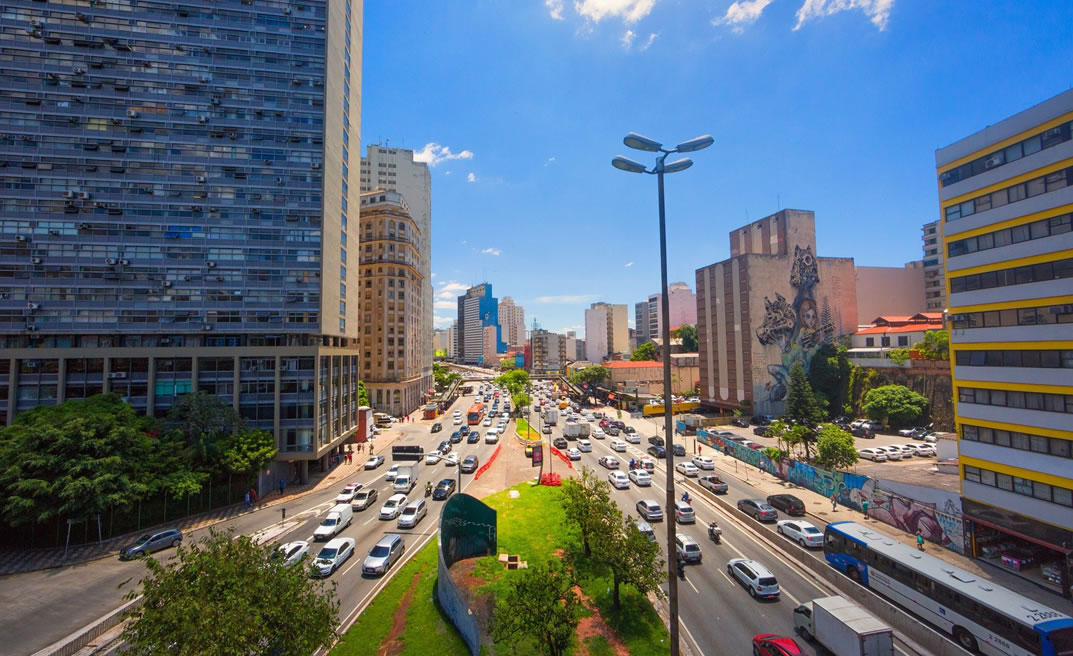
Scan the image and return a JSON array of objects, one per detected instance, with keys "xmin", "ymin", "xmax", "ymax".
[
  {"xmin": 0, "ymin": 428, "xmax": 407, "ymax": 576},
  {"xmin": 690, "ymin": 435, "xmax": 1069, "ymax": 611}
]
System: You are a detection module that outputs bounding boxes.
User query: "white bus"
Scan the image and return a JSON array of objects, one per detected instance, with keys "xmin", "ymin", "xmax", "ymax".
[{"xmin": 824, "ymin": 521, "xmax": 1073, "ymax": 656}]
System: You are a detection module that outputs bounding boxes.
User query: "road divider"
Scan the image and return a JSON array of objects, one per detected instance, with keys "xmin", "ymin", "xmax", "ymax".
[{"xmin": 473, "ymin": 443, "xmax": 502, "ymax": 480}]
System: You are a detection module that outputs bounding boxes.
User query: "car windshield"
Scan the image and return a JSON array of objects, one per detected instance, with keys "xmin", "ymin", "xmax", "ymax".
[
  {"xmin": 355, "ymin": 491, "xmax": 369, "ymax": 498},
  {"xmin": 317, "ymin": 548, "xmax": 337, "ymax": 559},
  {"xmin": 321, "ymin": 517, "xmax": 337, "ymax": 526},
  {"xmin": 758, "ymin": 577, "xmax": 778, "ymax": 586},
  {"xmin": 384, "ymin": 501, "xmax": 397, "ymax": 509}
]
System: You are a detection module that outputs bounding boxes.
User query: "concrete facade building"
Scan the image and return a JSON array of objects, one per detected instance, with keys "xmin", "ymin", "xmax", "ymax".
[
  {"xmin": 531, "ymin": 329, "xmax": 566, "ymax": 373},
  {"xmin": 584, "ymin": 302, "xmax": 628, "ymax": 362},
  {"xmin": 0, "ymin": 0, "xmax": 363, "ymax": 484},
  {"xmin": 846, "ymin": 313, "xmax": 945, "ymax": 367},
  {"xmin": 498, "ymin": 297, "xmax": 526, "ymax": 347},
  {"xmin": 358, "ymin": 192, "xmax": 424, "ymax": 416},
  {"xmin": 456, "ymin": 283, "xmax": 504, "ymax": 365},
  {"xmin": 695, "ymin": 210, "xmax": 858, "ymax": 416},
  {"xmin": 563, "ymin": 331, "xmax": 578, "ymax": 365},
  {"xmin": 446, "ymin": 320, "xmax": 457, "ymax": 358},
  {"xmin": 938, "ymin": 89, "xmax": 1073, "ymax": 596},
  {"xmin": 482, "ymin": 325, "xmax": 499, "ymax": 367},
  {"xmin": 358, "ymin": 145, "xmax": 433, "ymax": 409},
  {"xmin": 922, "ymin": 221, "xmax": 947, "ymax": 311},
  {"xmin": 855, "ymin": 264, "xmax": 926, "ymax": 320},
  {"xmin": 634, "ymin": 283, "xmax": 696, "ymax": 346}
]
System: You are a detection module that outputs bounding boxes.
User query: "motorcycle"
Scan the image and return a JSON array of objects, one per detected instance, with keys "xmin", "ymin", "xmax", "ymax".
[
  {"xmin": 707, "ymin": 523, "xmax": 722, "ymax": 544},
  {"xmin": 424, "ymin": 485, "xmax": 432, "ymax": 498}
]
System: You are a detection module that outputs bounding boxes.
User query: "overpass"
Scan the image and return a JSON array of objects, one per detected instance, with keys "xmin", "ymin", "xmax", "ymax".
[{"xmin": 446, "ymin": 363, "xmax": 583, "ymax": 395}]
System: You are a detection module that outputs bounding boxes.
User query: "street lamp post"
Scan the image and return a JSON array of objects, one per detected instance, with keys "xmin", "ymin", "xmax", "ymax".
[{"xmin": 612, "ymin": 132, "xmax": 713, "ymax": 656}]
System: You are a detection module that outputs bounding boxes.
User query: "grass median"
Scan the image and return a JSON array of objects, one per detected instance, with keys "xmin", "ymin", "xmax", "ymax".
[{"xmin": 515, "ymin": 418, "xmax": 541, "ymax": 440}]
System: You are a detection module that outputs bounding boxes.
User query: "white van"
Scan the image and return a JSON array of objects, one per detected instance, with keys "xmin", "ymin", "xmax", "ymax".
[
  {"xmin": 313, "ymin": 504, "xmax": 353, "ymax": 541},
  {"xmin": 485, "ymin": 428, "xmax": 499, "ymax": 444},
  {"xmin": 393, "ymin": 469, "xmax": 415, "ymax": 494}
]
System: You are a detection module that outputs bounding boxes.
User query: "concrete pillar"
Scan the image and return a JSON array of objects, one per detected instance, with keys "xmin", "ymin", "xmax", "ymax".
[{"xmin": 299, "ymin": 459, "xmax": 309, "ymax": 484}]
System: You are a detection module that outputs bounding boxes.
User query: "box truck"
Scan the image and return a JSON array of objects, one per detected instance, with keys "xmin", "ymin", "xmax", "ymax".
[
  {"xmin": 544, "ymin": 408, "xmax": 559, "ymax": 426},
  {"xmin": 564, "ymin": 422, "xmax": 589, "ymax": 439},
  {"xmin": 793, "ymin": 596, "xmax": 894, "ymax": 656}
]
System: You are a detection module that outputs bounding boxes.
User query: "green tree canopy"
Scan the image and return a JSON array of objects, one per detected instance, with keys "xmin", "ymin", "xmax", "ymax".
[
  {"xmin": 813, "ymin": 424, "xmax": 859, "ymax": 470},
  {"xmin": 591, "ymin": 512, "xmax": 665, "ymax": 610},
  {"xmin": 122, "ymin": 529, "xmax": 339, "ymax": 656},
  {"xmin": 561, "ymin": 467, "xmax": 617, "ymax": 557},
  {"xmin": 433, "ymin": 348, "xmax": 447, "ymax": 358},
  {"xmin": 630, "ymin": 342, "xmax": 658, "ymax": 361},
  {"xmin": 671, "ymin": 324, "xmax": 699, "ymax": 352},
  {"xmin": 496, "ymin": 369, "xmax": 531, "ymax": 397},
  {"xmin": 569, "ymin": 366, "xmax": 610, "ymax": 388},
  {"xmin": 0, "ymin": 394, "xmax": 181, "ymax": 526},
  {"xmin": 786, "ymin": 361, "xmax": 826, "ymax": 429},
  {"xmin": 357, "ymin": 379, "xmax": 370, "ymax": 406},
  {"xmin": 807, "ymin": 344, "xmax": 852, "ymax": 417},
  {"xmin": 914, "ymin": 330, "xmax": 949, "ymax": 360},
  {"xmin": 220, "ymin": 428, "xmax": 278, "ymax": 486},
  {"xmin": 491, "ymin": 559, "xmax": 580, "ymax": 656},
  {"xmin": 162, "ymin": 392, "xmax": 244, "ymax": 446},
  {"xmin": 863, "ymin": 385, "xmax": 929, "ymax": 428},
  {"xmin": 433, "ymin": 363, "xmax": 462, "ymax": 390}
]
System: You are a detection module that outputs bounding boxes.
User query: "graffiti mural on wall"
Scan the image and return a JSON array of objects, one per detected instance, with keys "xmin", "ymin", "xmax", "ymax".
[
  {"xmin": 697, "ymin": 429, "xmax": 964, "ymax": 553},
  {"xmin": 754, "ymin": 245, "xmax": 839, "ymax": 405}
]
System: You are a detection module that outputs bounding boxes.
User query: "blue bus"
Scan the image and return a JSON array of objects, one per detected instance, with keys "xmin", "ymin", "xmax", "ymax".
[{"xmin": 824, "ymin": 521, "xmax": 1073, "ymax": 656}]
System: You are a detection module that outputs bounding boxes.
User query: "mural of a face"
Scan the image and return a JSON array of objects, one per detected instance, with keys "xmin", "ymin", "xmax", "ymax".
[{"xmin": 799, "ymin": 299, "xmax": 818, "ymax": 330}]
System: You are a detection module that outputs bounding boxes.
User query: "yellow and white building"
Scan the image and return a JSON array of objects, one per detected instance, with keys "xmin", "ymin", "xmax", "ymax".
[{"xmin": 937, "ymin": 89, "xmax": 1073, "ymax": 597}]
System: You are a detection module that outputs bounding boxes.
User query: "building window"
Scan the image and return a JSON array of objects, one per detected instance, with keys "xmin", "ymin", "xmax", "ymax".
[
  {"xmin": 865, "ymin": 337, "xmax": 874, "ymax": 347},
  {"xmin": 949, "ymin": 257, "xmax": 1073, "ymax": 294},
  {"xmin": 958, "ymin": 387, "xmax": 1073, "ymax": 414},
  {"xmin": 949, "ymin": 213, "xmax": 1071, "ymax": 258},
  {"xmin": 944, "ymin": 166, "xmax": 1073, "ymax": 222},
  {"xmin": 939, "ymin": 122, "xmax": 1072, "ymax": 188}
]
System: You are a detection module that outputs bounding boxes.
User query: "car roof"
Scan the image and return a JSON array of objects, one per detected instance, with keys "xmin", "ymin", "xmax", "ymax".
[
  {"xmin": 404, "ymin": 499, "xmax": 424, "ymax": 509},
  {"xmin": 374, "ymin": 534, "xmax": 401, "ymax": 547},
  {"xmin": 324, "ymin": 537, "xmax": 354, "ymax": 548},
  {"xmin": 387, "ymin": 493, "xmax": 408, "ymax": 502}
]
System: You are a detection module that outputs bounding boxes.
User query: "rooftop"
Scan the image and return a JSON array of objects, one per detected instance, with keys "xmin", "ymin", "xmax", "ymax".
[{"xmin": 604, "ymin": 361, "xmax": 662, "ymax": 369}]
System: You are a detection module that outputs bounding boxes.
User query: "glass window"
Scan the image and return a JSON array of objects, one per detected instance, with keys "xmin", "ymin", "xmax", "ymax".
[
  {"xmin": 994, "ymin": 430, "xmax": 1011, "ymax": 447},
  {"xmin": 1007, "ymin": 391, "xmax": 1025, "ymax": 408},
  {"xmin": 1004, "ymin": 143, "xmax": 1023, "ymax": 162},
  {"xmin": 1045, "ymin": 171, "xmax": 1068, "ymax": 192},
  {"xmin": 1052, "ymin": 439, "xmax": 1072, "ymax": 458},
  {"xmin": 1030, "ymin": 435, "xmax": 1050, "ymax": 453},
  {"xmin": 996, "ymin": 473, "xmax": 1013, "ymax": 491},
  {"xmin": 1012, "ymin": 432, "xmax": 1030, "ymax": 450},
  {"xmin": 1027, "ymin": 177, "xmax": 1046, "ymax": 197},
  {"xmin": 964, "ymin": 466, "xmax": 981, "ymax": 483},
  {"xmin": 991, "ymin": 188, "xmax": 1009, "ymax": 208},
  {"xmin": 1023, "ymin": 135, "xmax": 1042, "ymax": 156},
  {"xmin": 980, "ymin": 469, "xmax": 996, "ymax": 486},
  {"xmin": 1053, "ymin": 487, "xmax": 1073, "ymax": 507},
  {"xmin": 1009, "ymin": 183, "xmax": 1027, "ymax": 203},
  {"xmin": 989, "ymin": 390, "xmax": 1006, "ymax": 405},
  {"xmin": 1012, "ymin": 477, "xmax": 1033, "ymax": 496}
]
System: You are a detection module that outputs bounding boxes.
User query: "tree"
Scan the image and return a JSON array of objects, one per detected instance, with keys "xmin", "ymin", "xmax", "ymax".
[
  {"xmin": 630, "ymin": 342, "xmax": 658, "ymax": 361},
  {"xmin": 496, "ymin": 369, "xmax": 531, "ymax": 397},
  {"xmin": 561, "ymin": 467, "xmax": 617, "ymax": 557},
  {"xmin": 786, "ymin": 362, "xmax": 825, "ymax": 429},
  {"xmin": 591, "ymin": 513, "xmax": 665, "ymax": 610},
  {"xmin": 914, "ymin": 329, "xmax": 949, "ymax": 360},
  {"xmin": 569, "ymin": 366, "xmax": 610, "ymax": 388},
  {"xmin": 220, "ymin": 428, "xmax": 278, "ymax": 490},
  {"xmin": 490, "ymin": 559, "xmax": 580, "ymax": 656},
  {"xmin": 813, "ymin": 424, "xmax": 859, "ymax": 470},
  {"xmin": 0, "ymin": 394, "xmax": 179, "ymax": 528},
  {"xmin": 672, "ymin": 324, "xmax": 699, "ymax": 352},
  {"xmin": 434, "ymin": 348, "xmax": 447, "ymax": 358},
  {"xmin": 357, "ymin": 379, "xmax": 370, "ymax": 406},
  {"xmin": 511, "ymin": 392, "xmax": 532, "ymax": 413},
  {"xmin": 863, "ymin": 385, "xmax": 929, "ymax": 428},
  {"xmin": 162, "ymin": 392, "xmax": 244, "ymax": 447},
  {"xmin": 499, "ymin": 359, "xmax": 516, "ymax": 370},
  {"xmin": 122, "ymin": 529, "xmax": 339, "ymax": 656},
  {"xmin": 807, "ymin": 344, "xmax": 851, "ymax": 417},
  {"xmin": 888, "ymin": 348, "xmax": 911, "ymax": 366}
]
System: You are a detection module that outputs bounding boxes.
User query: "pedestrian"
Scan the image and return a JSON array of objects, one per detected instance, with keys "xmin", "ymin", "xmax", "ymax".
[
  {"xmin": 250, "ymin": 488, "xmax": 257, "ymax": 503},
  {"xmin": 348, "ymin": 452, "xmax": 353, "ymax": 464},
  {"xmin": 279, "ymin": 479, "xmax": 285, "ymax": 496},
  {"xmin": 244, "ymin": 491, "xmax": 251, "ymax": 508},
  {"xmin": 831, "ymin": 492, "xmax": 838, "ymax": 512},
  {"xmin": 862, "ymin": 499, "xmax": 870, "ymax": 518},
  {"xmin": 916, "ymin": 530, "xmax": 925, "ymax": 551}
]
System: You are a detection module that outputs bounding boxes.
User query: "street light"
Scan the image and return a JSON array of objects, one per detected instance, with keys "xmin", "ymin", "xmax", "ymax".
[{"xmin": 612, "ymin": 131, "xmax": 713, "ymax": 656}]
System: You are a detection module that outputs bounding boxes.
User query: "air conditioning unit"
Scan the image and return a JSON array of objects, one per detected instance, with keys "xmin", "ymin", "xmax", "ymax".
[
  {"xmin": 196, "ymin": 175, "xmax": 207, "ymax": 183},
  {"xmin": 119, "ymin": 259, "xmax": 129, "ymax": 265},
  {"xmin": 198, "ymin": 75, "xmax": 210, "ymax": 83},
  {"xmin": 197, "ymin": 115, "xmax": 209, "ymax": 123},
  {"xmin": 15, "ymin": 235, "xmax": 28, "ymax": 242},
  {"xmin": 201, "ymin": 324, "xmax": 213, "ymax": 331},
  {"xmin": 162, "ymin": 280, "xmax": 172, "ymax": 288},
  {"xmin": 310, "ymin": 162, "xmax": 321, "ymax": 170},
  {"xmin": 27, "ymin": 302, "xmax": 39, "ymax": 310},
  {"xmin": 106, "ymin": 258, "xmax": 118, "ymax": 265},
  {"xmin": 26, "ymin": 325, "xmax": 38, "ymax": 332},
  {"xmin": 30, "ymin": 18, "xmax": 44, "ymax": 28},
  {"xmin": 73, "ymin": 67, "xmax": 86, "ymax": 75},
  {"xmin": 210, "ymin": 98, "xmax": 221, "ymax": 105},
  {"xmin": 63, "ymin": 190, "xmax": 76, "ymax": 198},
  {"xmin": 30, "ymin": 257, "xmax": 42, "ymax": 264},
  {"xmin": 207, "ymin": 261, "xmax": 216, "ymax": 268},
  {"xmin": 65, "ymin": 201, "xmax": 77, "ymax": 208},
  {"xmin": 984, "ymin": 155, "xmax": 1003, "ymax": 169},
  {"xmin": 107, "ymin": 371, "xmax": 127, "ymax": 379},
  {"xmin": 78, "ymin": 191, "xmax": 91, "ymax": 199},
  {"xmin": 126, "ymin": 109, "xmax": 138, "ymax": 118}
]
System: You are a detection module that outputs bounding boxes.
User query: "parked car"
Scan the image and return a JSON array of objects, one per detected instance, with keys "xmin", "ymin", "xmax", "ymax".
[
  {"xmin": 876, "ymin": 446, "xmax": 903, "ymax": 461},
  {"xmin": 636, "ymin": 499, "xmax": 663, "ymax": 522},
  {"xmin": 730, "ymin": 417, "xmax": 750, "ymax": 428},
  {"xmin": 431, "ymin": 423, "xmax": 442, "ymax": 433},
  {"xmin": 858, "ymin": 448, "xmax": 888, "ymax": 462},
  {"xmin": 397, "ymin": 499, "xmax": 428, "ymax": 529},
  {"xmin": 629, "ymin": 469, "xmax": 652, "ymax": 486},
  {"xmin": 461, "ymin": 455, "xmax": 479, "ymax": 473},
  {"xmin": 752, "ymin": 634, "xmax": 806, "ymax": 656},
  {"xmin": 647, "ymin": 445, "xmax": 666, "ymax": 458},
  {"xmin": 351, "ymin": 487, "xmax": 378, "ymax": 511},
  {"xmin": 673, "ymin": 500, "xmax": 696, "ymax": 524},
  {"xmin": 361, "ymin": 534, "xmax": 404, "ymax": 577},
  {"xmin": 766, "ymin": 494, "xmax": 806, "ymax": 516},
  {"xmin": 776, "ymin": 520, "xmax": 823, "ymax": 548},
  {"xmin": 275, "ymin": 541, "xmax": 310, "ymax": 568},
  {"xmin": 432, "ymin": 479, "xmax": 456, "ymax": 500},
  {"xmin": 598, "ymin": 455, "xmax": 620, "ymax": 469},
  {"xmin": 753, "ymin": 426, "xmax": 770, "ymax": 437},
  {"xmin": 911, "ymin": 443, "xmax": 936, "ymax": 457},
  {"xmin": 727, "ymin": 558, "xmax": 781, "ymax": 599},
  {"xmin": 698, "ymin": 475, "xmax": 728, "ymax": 494},
  {"xmin": 850, "ymin": 425, "xmax": 876, "ymax": 439},
  {"xmin": 675, "ymin": 462, "xmax": 699, "ymax": 477},
  {"xmin": 311, "ymin": 537, "xmax": 355, "ymax": 577},
  {"xmin": 738, "ymin": 499, "xmax": 778, "ymax": 522},
  {"xmin": 608, "ymin": 471, "xmax": 630, "ymax": 489},
  {"xmin": 120, "ymin": 528, "xmax": 183, "ymax": 560},
  {"xmin": 610, "ymin": 439, "xmax": 627, "ymax": 452},
  {"xmin": 364, "ymin": 455, "xmax": 385, "ymax": 470},
  {"xmin": 751, "ymin": 415, "xmax": 775, "ymax": 426},
  {"xmin": 692, "ymin": 455, "xmax": 715, "ymax": 470},
  {"xmin": 648, "ymin": 435, "xmax": 665, "ymax": 446}
]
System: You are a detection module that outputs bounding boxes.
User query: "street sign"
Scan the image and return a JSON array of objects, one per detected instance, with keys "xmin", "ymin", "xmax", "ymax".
[{"xmin": 531, "ymin": 445, "xmax": 543, "ymax": 467}]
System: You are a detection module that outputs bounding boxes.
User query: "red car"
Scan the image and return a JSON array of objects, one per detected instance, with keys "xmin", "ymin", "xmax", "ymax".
[
  {"xmin": 599, "ymin": 419, "xmax": 611, "ymax": 428},
  {"xmin": 752, "ymin": 634, "xmax": 805, "ymax": 656}
]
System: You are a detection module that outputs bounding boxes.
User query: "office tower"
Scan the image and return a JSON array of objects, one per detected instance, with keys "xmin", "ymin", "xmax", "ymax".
[
  {"xmin": 636, "ymin": 283, "xmax": 697, "ymax": 346},
  {"xmin": 938, "ymin": 90, "xmax": 1073, "ymax": 591},
  {"xmin": 359, "ymin": 145, "xmax": 433, "ymax": 408},
  {"xmin": 584, "ymin": 302, "xmax": 628, "ymax": 362},
  {"xmin": 0, "ymin": 0, "xmax": 363, "ymax": 483},
  {"xmin": 922, "ymin": 220, "xmax": 946, "ymax": 311},
  {"xmin": 456, "ymin": 284, "xmax": 505, "ymax": 365},
  {"xmin": 635, "ymin": 297, "xmax": 657, "ymax": 344},
  {"xmin": 498, "ymin": 297, "xmax": 526, "ymax": 347},
  {"xmin": 447, "ymin": 320, "xmax": 457, "ymax": 358},
  {"xmin": 358, "ymin": 191, "xmax": 424, "ymax": 416}
]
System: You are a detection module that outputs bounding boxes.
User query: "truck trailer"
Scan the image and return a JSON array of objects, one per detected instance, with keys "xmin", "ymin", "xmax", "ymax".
[{"xmin": 793, "ymin": 596, "xmax": 894, "ymax": 656}]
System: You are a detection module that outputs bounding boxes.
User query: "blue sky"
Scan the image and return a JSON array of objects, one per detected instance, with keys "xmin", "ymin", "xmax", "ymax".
[{"xmin": 360, "ymin": 0, "xmax": 1073, "ymax": 337}]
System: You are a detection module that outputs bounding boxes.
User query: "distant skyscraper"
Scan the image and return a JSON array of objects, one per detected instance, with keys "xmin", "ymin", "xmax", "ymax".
[
  {"xmin": 446, "ymin": 321, "xmax": 457, "ymax": 358},
  {"xmin": 921, "ymin": 220, "xmax": 946, "ymax": 311},
  {"xmin": 584, "ymin": 302, "xmax": 628, "ymax": 362},
  {"xmin": 498, "ymin": 297, "xmax": 526, "ymax": 347},
  {"xmin": 456, "ymin": 284, "xmax": 505, "ymax": 364},
  {"xmin": 0, "ymin": 0, "xmax": 362, "ymax": 484},
  {"xmin": 636, "ymin": 283, "xmax": 696, "ymax": 345}
]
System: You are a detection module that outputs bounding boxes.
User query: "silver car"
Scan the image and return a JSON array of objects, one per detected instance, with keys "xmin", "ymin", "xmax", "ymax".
[
  {"xmin": 397, "ymin": 499, "xmax": 427, "ymax": 529},
  {"xmin": 362, "ymin": 534, "xmax": 405, "ymax": 577},
  {"xmin": 119, "ymin": 528, "xmax": 183, "ymax": 560},
  {"xmin": 727, "ymin": 558, "xmax": 780, "ymax": 599},
  {"xmin": 776, "ymin": 520, "xmax": 824, "ymax": 548}
]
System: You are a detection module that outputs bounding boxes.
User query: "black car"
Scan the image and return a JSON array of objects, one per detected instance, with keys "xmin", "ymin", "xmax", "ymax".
[
  {"xmin": 753, "ymin": 426, "xmax": 769, "ymax": 437},
  {"xmin": 730, "ymin": 417, "xmax": 750, "ymax": 428},
  {"xmin": 438, "ymin": 440, "xmax": 452, "ymax": 454},
  {"xmin": 648, "ymin": 436, "xmax": 665, "ymax": 447},
  {"xmin": 647, "ymin": 445, "xmax": 666, "ymax": 458},
  {"xmin": 851, "ymin": 425, "xmax": 875, "ymax": 439},
  {"xmin": 553, "ymin": 437, "xmax": 568, "ymax": 449},
  {"xmin": 467, "ymin": 431, "xmax": 480, "ymax": 444},
  {"xmin": 461, "ymin": 455, "xmax": 479, "ymax": 473},
  {"xmin": 672, "ymin": 444, "xmax": 685, "ymax": 457},
  {"xmin": 450, "ymin": 431, "xmax": 463, "ymax": 444},
  {"xmin": 432, "ymin": 479, "xmax": 456, "ymax": 500},
  {"xmin": 431, "ymin": 422, "xmax": 442, "ymax": 433},
  {"xmin": 767, "ymin": 494, "xmax": 806, "ymax": 516},
  {"xmin": 459, "ymin": 425, "xmax": 470, "ymax": 436},
  {"xmin": 613, "ymin": 421, "xmax": 625, "ymax": 429},
  {"xmin": 751, "ymin": 415, "xmax": 775, "ymax": 426},
  {"xmin": 623, "ymin": 426, "xmax": 636, "ymax": 434}
]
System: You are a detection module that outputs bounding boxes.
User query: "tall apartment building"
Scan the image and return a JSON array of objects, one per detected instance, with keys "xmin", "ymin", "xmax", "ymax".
[
  {"xmin": 456, "ymin": 283, "xmax": 504, "ymax": 365},
  {"xmin": 563, "ymin": 330, "xmax": 578, "ymax": 364},
  {"xmin": 498, "ymin": 297, "xmax": 526, "ymax": 347},
  {"xmin": 922, "ymin": 221, "xmax": 946, "ymax": 310},
  {"xmin": 635, "ymin": 283, "xmax": 697, "ymax": 345},
  {"xmin": 635, "ymin": 296, "xmax": 658, "ymax": 344},
  {"xmin": 357, "ymin": 192, "xmax": 424, "ymax": 416},
  {"xmin": 0, "ymin": 1, "xmax": 362, "ymax": 484},
  {"xmin": 446, "ymin": 320, "xmax": 457, "ymax": 358},
  {"xmin": 359, "ymin": 145, "xmax": 432, "ymax": 407},
  {"xmin": 584, "ymin": 302, "xmax": 628, "ymax": 362},
  {"xmin": 531, "ymin": 329, "xmax": 566, "ymax": 372},
  {"xmin": 938, "ymin": 90, "xmax": 1073, "ymax": 597}
]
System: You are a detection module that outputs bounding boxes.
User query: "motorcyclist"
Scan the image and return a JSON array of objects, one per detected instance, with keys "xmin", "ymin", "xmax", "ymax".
[
  {"xmin": 681, "ymin": 491, "xmax": 691, "ymax": 503},
  {"xmin": 425, "ymin": 481, "xmax": 433, "ymax": 496},
  {"xmin": 708, "ymin": 520, "xmax": 721, "ymax": 541}
]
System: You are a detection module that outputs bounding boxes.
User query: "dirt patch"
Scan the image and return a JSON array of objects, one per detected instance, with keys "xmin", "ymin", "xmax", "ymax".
[
  {"xmin": 377, "ymin": 571, "xmax": 422, "ymax": 656},
  {"xmin": 572, "ymin": 585, "xmax": 629, "ymax": 656}
]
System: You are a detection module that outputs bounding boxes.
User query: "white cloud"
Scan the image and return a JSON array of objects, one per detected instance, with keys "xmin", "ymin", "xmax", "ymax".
[
  {"xmin": 560, "ymin": 324, "xmax": 585, "ymax": 337},
  {"xmin": 545, "ymin": 156, "xmax": 557, "ymax": 166},
  {"xmin": 621, "ymin": 29, "xmax": 636, "ymax": 49},
  {"xmin": 534, "ymin": 294, "xmax": 599, "ymax": 304},
  {"xmin": 436, "ymin": 281, "xmax": 469, "ymax": 299},
  {"xmin": 624, "ymin": 261, "xmax": 634, "ymax": 268},
  {"xmin": 574, "ymin": 0, "xmax": 658, "ymax": 24},
  {"xmin": 546, "ymin": 0, "xmax": 565, "ymax": 19},
  {"xmin": 444, "ymin": 170, "xmax": 453, "ymax": 176},
  {"xmin": 481, "ymin": 247, "xmax": 502, "ymax": 256},
  {"xmin": 467, "ymin": 172, "xmax": 478, "ymax": 183},
  {"xmin": 434, "ymin": 300, "xmax": 456, "ymax": 310},
  {"xmin": 434, "ymin": 315, "xmax": 454, "ymax": 328},
  {"xmin": 431, "ymin": 272, "xmax": 437, "ymax": 279},
  {"xmin": 794, "ymin": 0, "xmax": 894, "ymax": 31},
  {"xmin": 640, "ymin": 32, "xmax": 658, "ymax": 50},
  {"xmin": 713, "ymin": 0, "xmax": 775, "ymax": 33},
  {"xmin": 413, "ymin": 142, "xmax": 474, "ymax": 167}
]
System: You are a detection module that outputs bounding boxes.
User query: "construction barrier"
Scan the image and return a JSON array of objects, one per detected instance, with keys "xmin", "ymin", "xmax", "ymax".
[
  {"xmin": 549, "ymin": 446, "xmax": 573, "ymax": 468},
  {"xmin": 473, "ymin": 443, "xmax": 502, "ymax": 481},
  {"xmin": 540, "ymin": 473, "xmax": 562, "ymax": 486}
]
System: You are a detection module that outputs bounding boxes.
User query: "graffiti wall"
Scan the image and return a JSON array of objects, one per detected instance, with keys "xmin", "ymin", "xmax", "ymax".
[{"xmin": 697, "ymin": 429, "xmax": 964, "ymax": 553}]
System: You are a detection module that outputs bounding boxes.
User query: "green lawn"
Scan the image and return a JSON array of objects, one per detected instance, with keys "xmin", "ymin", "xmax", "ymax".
[{"xmin": 515, "ymin": 418, "xmax": 541, "ymax": 441}]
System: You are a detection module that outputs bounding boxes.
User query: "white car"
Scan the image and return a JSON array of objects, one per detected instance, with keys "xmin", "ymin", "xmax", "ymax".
[
  {"xmin": 385, "ymin": 465, "xmax": 400, "ymax": 482},
  {"xmin": 483, "ymin": 417, "xmax": 492, "ymax": 427},
  {"xmin": 453, "ymin": 416, "xmax": 463, "ymax": 425},
  {"xmin": 276, "ymin": 541, "xmax": 309, "ymax": 568},
  {"xmin": 675, "ymin": 462, "xmax": 699, "ymax": 477},
  {"xmin": 598, "ymin": 455, "xmax": 620, "ymax": 469},
  {"xmin": 591, "ymin": 429, "xmax": 606, "ymax": 440},
  {"xmin": 776, "ymin": 520, "xmax": 824, "ymax": 548},
  {"xmin": 610, "ymin": 440, "xmax": 627, "ymax": 452},
  {"xmin": 923, "ymin": 433, "xmax": 937, "ymax": 444},
  {"xmin": 425, "ymin": 450, "xmax": 442, "ymax": 465},
  {"xmin": 335, "ymin": 485, "xmax": 362, "ymax": 504},
  {"xmin": 379, "ymin": 493, "xmax": 409, "ymax": 520},
  {"xmin": 311, "ymin": 537, "xmax": 355, "ymax": 577},
  {"xmin": 453, "ymin": 410, "xmax": 462, "ymax": 417},
  {"xmin": 625, "ymin": 433, "xmax": 641, "ymax": 444},
  {"xmin": 891, "ymin": 444, "xmax": 918, "ymax": 458},
  {"xmin": 628, "ymin": 469, "xmax": 652, "ymax": 486},
  {"xmin": 608, "ymin": 471, "xmax": 630, "ymax": 489},
  {"xmin": 877, "ymin": 446, "xmax": 903, "ymax": 461},
  {"xmin": 566, "ymin": 448, "xmax": 582, "ymax": 461},
  {"xmin": 692, "ymin": 455, "xmax": 714, "ymax": 470},
  {"xmin": 577, "ymin": 439, "xmax": 592, "ymax": 453},
  {"xmin": 364, "ymin": 455, "xmax": 385, "ymax": 470},
  {"xmin": 443, "ymin": 453, "xmax": 460, "ymax": 466},
  {"xmin": 638, "ymin": 457, "xmax": 656, "ymax": 471},
  {"xmin": 912, "ymin": 444, "xmax": 936, "ymax": 456},
  {"xmin": 858, "ymin": 448, "xmax": 888, "ymax": 462}
]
